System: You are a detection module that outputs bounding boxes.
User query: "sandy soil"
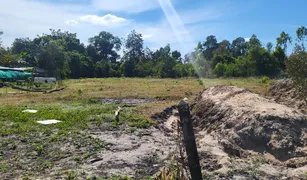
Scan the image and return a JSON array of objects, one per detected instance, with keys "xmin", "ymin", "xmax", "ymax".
[{"xmin": 190, "ymin": 86, "xmax": 307, "ymax": 179}]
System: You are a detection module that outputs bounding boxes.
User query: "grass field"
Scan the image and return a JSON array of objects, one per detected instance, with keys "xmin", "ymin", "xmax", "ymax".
[{"xmin": 0, "ymin": 77, "xmax": 271, "ymax": 179}]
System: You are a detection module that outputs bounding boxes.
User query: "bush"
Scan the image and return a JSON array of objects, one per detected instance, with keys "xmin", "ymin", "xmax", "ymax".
[
  {"xmin": 197, "ymin": 78, "xmax": 204, "ymax": 85},
  {"xmin": 260, "ymin": 76, "xmax": 270, "ymax": 84},
  {"xmin": 214, "ymin": 62, "xmax": 226, "ymax": 77},
  {"xmin": 286, "ymin": 52, "xmax": 307, "ymax": 102}
]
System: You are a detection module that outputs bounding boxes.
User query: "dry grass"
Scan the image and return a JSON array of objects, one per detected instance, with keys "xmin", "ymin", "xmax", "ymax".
[
  {"xmin": 0, "ymin": 78, "xmax": 269, "ymax": 118},
  {"xmin": 0, "ymin": 77, "xmax": 269, "ymax": 109}
]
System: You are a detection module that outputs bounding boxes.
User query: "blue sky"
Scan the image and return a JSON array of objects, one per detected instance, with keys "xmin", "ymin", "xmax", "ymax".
[{"xmin": 0, "ymin": 0, "xmax": 306, "ymax": 55}]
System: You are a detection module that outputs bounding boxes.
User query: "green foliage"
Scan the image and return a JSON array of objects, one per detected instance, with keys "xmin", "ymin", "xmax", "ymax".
[
  {"xmin": 67, "ymin": 171, "xmax": 78, "ymax": 180},
  {"xmin": 35, "ymin": 145, "xmax": 44, "ymax": 156},
  {"xmin": 260, "ymin": 76, "xmax": 270, "ymax": 84},
  {"xmin": 214, "ymin": 62, "xmax": 227, "ymax": 77},
  {"xmin": 197, "ymin": 78, "xmax": 204, "ymax": 85},
  {"xmin": 247, "ymin": 34, "xmax": 262, "ymax": 50},
  {"xmin": 0, "ymin": 27, "xmax": 304, "ymax": 79},
  {"xmin": 277, "ymin": 31, "xmax": 292, "ymax": 51},
  {"xmin": 286, "ymin": 52, "xmax": 307, "ymax": 102}
]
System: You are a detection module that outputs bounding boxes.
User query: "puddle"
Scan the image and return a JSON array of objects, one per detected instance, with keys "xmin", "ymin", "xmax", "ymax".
[{"xmin": 100, "ymin": 98, "xmax": 153, "ymax": 105}]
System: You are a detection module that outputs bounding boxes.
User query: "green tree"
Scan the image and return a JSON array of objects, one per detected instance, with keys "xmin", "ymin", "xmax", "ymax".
[
  {"xmin": 36, "ymin": 40, "xmax": 70, "ymax": 78},
  {"xmin": 296, "ymin": 26, "xmax": 307, "ymax": 51},
  {"xmin": 171, "ymin": 50, "xmax": 181, "ymax": 61},
  {"xmin": 11, "ymin": 38, "xmax": 37, "ymax": 66},
  {"xmin": 231, "ymin": 37, "xmax": 247, "ymax": 58},
  {"xmin": 89, "ymin": 31, "xmax": 121, "ymax": 63},
  {"xmin": 276, "ymin": 31, "xmax": 292, "ymax": 52},
  {"xmin": 211, "ymin": 55, "xmax": 225, "ymax": 68},
  {"xmin": 80, "ymin": 55, "xmax": 94, "ymax": 78},
  {"xmin": 233, "ymin": 56, "xmax": 256, "ymax": 77},
  {"xmin": 122, "ymin": 30, "xmax": 145, "ymax": 77},
  {"xmin": 86, "ymin": 45, "xmax": 100, "ymax": 63},
  {"xmin": 273, "ymin": 46, "xmax": 287, "ymax": 70},
  {"xmin": 266, "ymin": 42, "xmax": 273, "ymax": 53},
  {"xmin": 247, "ymin": 47, "xmax": 279, "ymax": 76},
  {"xmin": 214, "ymin": 62, "xmax": 227, "ymax": 77},
  {"xmin": 213, "ymin": 40, "xmax": 231, "ymax": 56},
  {"xmin": 247, "ymin": 34, "xmax": 261, "ymax": 50},
  {"xmin": 286, "ymin": 52, "xmax": 307, "ymax": 103},
  {"xmin": 202, "ymin": 35, "xmax": 219, "ymax": 60},
  {"xmin": 95, "ymin": 60, "xmax": 110, "ymax": 77},
  {"xmin": 67, "ymin": 51, "xmax": 82, "ymax": 78}
]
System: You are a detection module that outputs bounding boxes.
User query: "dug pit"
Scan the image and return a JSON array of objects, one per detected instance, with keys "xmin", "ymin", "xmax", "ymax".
[{"xmin": 190, "ymin": 86, "xmax": 307, "ymax": 179}]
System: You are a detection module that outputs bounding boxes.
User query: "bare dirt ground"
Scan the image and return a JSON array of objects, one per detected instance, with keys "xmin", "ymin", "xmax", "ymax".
[
  {"xmin": 268, "ymin": 79, "xmax": 306, "ymax": 112},
  {"xmin": 188, "ymin": 86, "xmax": 307, "ymax": 179},
  {"xmin": 82, "ymin": 124, "xmax": 176, "ymax": 178}
]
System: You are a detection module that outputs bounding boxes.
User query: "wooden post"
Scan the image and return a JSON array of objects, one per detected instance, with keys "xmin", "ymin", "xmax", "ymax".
[{"xmin": 178, "ymin": 99, "xmax": 202, "ymax": 180}]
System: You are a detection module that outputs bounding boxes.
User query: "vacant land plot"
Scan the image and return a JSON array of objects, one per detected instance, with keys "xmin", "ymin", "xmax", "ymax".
[{"xmin": 0, "ymin": 78, "xmax": 271, "ymax": 179}]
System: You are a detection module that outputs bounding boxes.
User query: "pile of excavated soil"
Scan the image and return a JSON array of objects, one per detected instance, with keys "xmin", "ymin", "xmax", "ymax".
[
  {"xmin": 190, "ymin": 86, "xmax": 307, "ymax": 179},
  {"xmin": 268, "ymin": 79, "xmax": 306, "ymax": 111}
]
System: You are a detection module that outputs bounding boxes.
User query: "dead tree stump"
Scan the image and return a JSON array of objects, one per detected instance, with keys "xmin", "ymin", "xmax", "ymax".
[{"xmin": 178, "ymin": 99, "xmax": 202, "ymax": 180}]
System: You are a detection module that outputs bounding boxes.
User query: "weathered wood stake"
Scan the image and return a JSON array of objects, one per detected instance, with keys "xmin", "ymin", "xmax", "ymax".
[{"xmin": 178, "ymin": 99, "xmax": 202, "ymax": 180}]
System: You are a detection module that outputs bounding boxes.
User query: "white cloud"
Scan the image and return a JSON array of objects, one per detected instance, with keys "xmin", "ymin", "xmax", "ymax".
[
  {"xmin": 65, "ymin": 20, "xmax": 79, "ymax": 26},
  {"xmin": 142, "ymin": 34, "xmax": 153, "ymax": 39},
  {"xmin": 91, "ymin": 0, "xmax": 159, "ymax": 13},
  {"xmin": 0, "ymin": 0, "xmax": 225, "ymax": 56},
  {"xmin": 79, "ymin": 14, "xmax": 130, "ymax": 26}
]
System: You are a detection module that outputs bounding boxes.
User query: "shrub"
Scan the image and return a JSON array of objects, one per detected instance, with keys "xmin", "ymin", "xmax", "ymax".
[
  {"xmin": 197, "ymin": 78, "xmax": 204, "ymax": 85},
  {"xmin": 214, "ymin": 62, "xmax": 226, "ymax": 77},
  {"xmin": 286, "ymin": 52, "xmax": 307, "ymax": 103},
  {"xmin": 260, "ymin": 76, "xmax": 270, "ymax": 84}
]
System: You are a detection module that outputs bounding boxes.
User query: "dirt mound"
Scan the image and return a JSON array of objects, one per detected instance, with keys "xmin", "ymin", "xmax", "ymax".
[
  {"xmin": 268, "ymin": 79, "xmax": 306, "ymax": 111},
  {"xmin": 192, "ymin": 86, "xmax": 307, "ymax": 167}
]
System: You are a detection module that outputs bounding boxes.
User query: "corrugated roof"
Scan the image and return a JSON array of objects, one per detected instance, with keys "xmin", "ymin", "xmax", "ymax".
[{"xmin": 0, "ymin": 66, "xmax": 31, "ymax": 71}]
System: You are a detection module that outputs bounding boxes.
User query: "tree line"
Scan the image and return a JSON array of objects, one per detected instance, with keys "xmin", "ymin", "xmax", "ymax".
[{"xmin": 0, "ymin": 26, "xmax": 306, "ymax": 79}]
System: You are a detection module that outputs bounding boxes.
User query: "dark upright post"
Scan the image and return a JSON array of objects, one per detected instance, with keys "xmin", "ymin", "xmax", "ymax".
[{"xmin": 178, "ymin": 99, "xmax": 202, "ymax": 180}]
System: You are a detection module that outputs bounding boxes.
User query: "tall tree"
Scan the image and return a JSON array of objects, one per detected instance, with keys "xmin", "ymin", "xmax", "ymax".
[
  {"xmin": 172, "ymin": 50, "xmax": 181, "ymax": 61},
  {"xmin": 231, "ymin": 37, "xmax": 247, "ymax": 58},
  {"xmin": 123, "ymin": 30, "xmax": 144, "ymax": 62},
  {"xmin": 11, "ymin": 38, "xmax": 37, "ymax": 66},
  {"xmin": 276, "ymin": 31, "xmax": 292, "ymax": 52},
  {"xmin": 202, "ymin": 35, "xmax": 218, "ymax": 60},
  {"xmin": 247, "ymin": 34, "xmax": 261, "ymax": 50},
  {"xmin": 89, "ymin": 31, "xmax": 121, "ymax": 63},
  {"xmin": 273, "ymin": 46, "xmax": 287, "ymax": 70},
  {"xmin": 213, "ymin": 40, "xmax": 231, "ymax": 56},
  {"xmin": 296, "ymin": 26, "xmax": 307, "ymax": 51},
  {"xmin": 266, "ymin": 42, "xmax": 273, "ymax": 53},
  {"xmin": 122, "ymin": 30, "xmax": 144, "ymax": 77},
  {"xmin": 36, "ymin": 40, "xmax": 70, "ymax": 78}
]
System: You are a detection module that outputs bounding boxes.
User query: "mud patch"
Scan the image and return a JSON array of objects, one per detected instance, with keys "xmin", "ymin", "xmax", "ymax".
[{"xmin": 100, "ymin": 98, "xmax": 153, "ymax": 106}]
